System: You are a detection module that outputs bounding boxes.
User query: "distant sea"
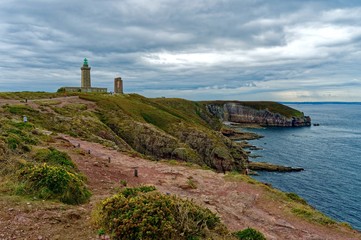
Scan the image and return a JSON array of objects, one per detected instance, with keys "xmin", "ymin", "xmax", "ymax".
[{"xmin": 240, "ymin": 103, "xmax": 361, "ymax": 231}]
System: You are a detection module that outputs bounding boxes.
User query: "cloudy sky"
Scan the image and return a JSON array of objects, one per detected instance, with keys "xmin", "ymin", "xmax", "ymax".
[{"xmin": 1, "ymin": 0, "xmax": 361, "ymax": 101}]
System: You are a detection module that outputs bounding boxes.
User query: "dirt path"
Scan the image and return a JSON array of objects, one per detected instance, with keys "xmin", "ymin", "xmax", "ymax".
[
  {"xmin": 0, "ymin": 96, "xmax": 97, "ymax": 110},
  {"xmin": 1, "ymin": 134, "xmax": 360, "ymax": 240}
]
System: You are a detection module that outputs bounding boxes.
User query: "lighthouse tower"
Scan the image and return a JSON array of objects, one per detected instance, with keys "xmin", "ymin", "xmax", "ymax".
[{"xmin": 81, "ymin": 58, "xmax": 91, "ymax": 88}]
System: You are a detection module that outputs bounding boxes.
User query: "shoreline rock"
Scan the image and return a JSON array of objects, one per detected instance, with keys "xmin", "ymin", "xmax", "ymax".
[
  {"xmin": 221, "ymin": 127, "xmax": 263, "ymax": 141},
  {"xmin": 248, "ymin": 161, "xmax": 304, "ymax": 172}
]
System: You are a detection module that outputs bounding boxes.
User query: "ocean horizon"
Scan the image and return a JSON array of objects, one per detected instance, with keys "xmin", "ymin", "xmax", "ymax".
[
  {"xmin": 281, "ymin": 102, "xmax": 361, "ymax": 104},
  {"xmin": 241, "ymin": 103, "xmax": 361, "ymax": 231}
]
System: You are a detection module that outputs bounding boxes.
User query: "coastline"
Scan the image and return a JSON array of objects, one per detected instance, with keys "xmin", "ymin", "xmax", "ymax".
[
  {"xmin": 1, "ymin": 93, "xmax": 359, "ymax": 238},
  {"xmin": 223, "ymin": 125, "xmax": 305, "ymax": 173},
  {"xmin": 234, "ymin": 103, "xmax": 361, "ymax": 232}
]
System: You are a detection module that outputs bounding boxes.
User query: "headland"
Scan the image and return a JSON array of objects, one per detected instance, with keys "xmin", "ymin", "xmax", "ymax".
[{"xmin": 0, "ymin": 92, "xmax": 359, "ymax": 239}]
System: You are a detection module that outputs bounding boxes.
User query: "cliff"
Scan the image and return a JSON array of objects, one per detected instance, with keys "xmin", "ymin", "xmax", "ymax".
[{"xmin": 204, "ymin": 101, "xmax": 311, "ymax": 127}]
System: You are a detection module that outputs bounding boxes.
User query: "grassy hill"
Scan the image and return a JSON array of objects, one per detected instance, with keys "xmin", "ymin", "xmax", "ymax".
[
  {"xmin": 79, "ymin": 93, "xmax": 247, "ymax": 172},
  {"xmin": 0, "ymin": 92, "xmax": 358, "ymax": 239},
  {"xmin": 0, "ymin": 93, "xmax": 306, "ymax": 174},
  {"xmin": 0, "ymin": 93, "xmax": 249, "ymax": 173}
]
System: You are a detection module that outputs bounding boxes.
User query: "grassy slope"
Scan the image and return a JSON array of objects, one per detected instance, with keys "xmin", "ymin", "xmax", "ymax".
[
  {"xmin": 0, "ymin": 92, "xmax": 247, "ymax": 172},
  {"xmin": 79, "ymin": 94, "xmax": 247, "ymax": 171},
  {"xmin": 0, "ymin": 93, "xmax": 307, "ymax": 173}
]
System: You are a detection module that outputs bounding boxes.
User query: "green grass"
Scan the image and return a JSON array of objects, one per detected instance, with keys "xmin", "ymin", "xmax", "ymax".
[
  {"xmin": 291, "ymin": 207, "xmax": 336, "ymax": 225},
  {"xmin": 286, "ymin": 192, "xmax": 308, "ymax": 205},
  {"xmin": 233, "ymin": 228, "xmax": 266, "ymax": 240},
  {"xmin": 78, "ymin": 94, "xmax": 240, "ymax": 169},
  {"xmin": 4, "ymin": 105, "xmax": 38, "ymax": 115},
  {"xmin": 33, "ymin": 147, "xmax": 76, "ymax": 169},
  {"xmin": 151, "ymin": 97, "xmax": 221, "ymax": 129},
  {"xmin": 224, "ymin": 171, "xmax": 259, "ymax": 184},
  {"xmin": 33, "ymin": 100, "xmax": 61, "ymax": 106}
]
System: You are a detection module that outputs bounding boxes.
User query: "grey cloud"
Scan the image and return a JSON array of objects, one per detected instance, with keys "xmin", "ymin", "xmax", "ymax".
[{"xmin": 1, "ymin": 0, "xmax": 361, "ymax": 101}]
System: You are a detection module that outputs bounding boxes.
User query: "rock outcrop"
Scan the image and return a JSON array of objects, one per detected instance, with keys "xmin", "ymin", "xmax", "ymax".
[
  {"xmin": 206, "ymin": 102, "xmax": 311, "ymax": 127},
  {"xmin": 248, "ymin": 161, "xmax": 304, "ymax": 172}
]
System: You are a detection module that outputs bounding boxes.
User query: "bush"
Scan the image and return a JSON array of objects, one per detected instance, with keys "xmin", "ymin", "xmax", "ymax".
[
  {"xmin": 18, "ymin": 163, "xmax": 91, "ymax": 204},
  {"xmin": 5, "ymin": 134, "xmax": 33, "ymax": 153},
  {"xmin": 33, "ymin": 147, "xmax": 75, "ymax": 169},
  {"xmin": 234, "ymin": 228, "xmax": 266, "ymax": 240},
  {"xmin": 120, "ymin": 185, "xmax": 156, "ymax": 198},
  {"xmin": 57, "ymin": 87, "xmax": 65, "ymax": 93},
  {"xmin": 6, "ymin": 137, "xmax": 20, "ymax": 150},
  {"xmin": 94, "ymin": 186, "xmax": 227, "ymax": 239}
]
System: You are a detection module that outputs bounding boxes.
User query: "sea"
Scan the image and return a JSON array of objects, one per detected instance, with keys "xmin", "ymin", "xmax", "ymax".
[{"xmin": 240, "ymin": 103, "xmax": 361, "ymax": 231}]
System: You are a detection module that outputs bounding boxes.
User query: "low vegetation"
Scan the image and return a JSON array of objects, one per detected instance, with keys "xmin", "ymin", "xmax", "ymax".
[
  {"xmin": 291, "ymin": 207, "xmax": 336, "ymax": 226},
  {"xmin": 17, "ymin": 163, "xmax": 91, "ymax": 204},
  {"xmin": 93, "ymin": 186, "xmax": 231, "ymax": 240},
  {"xmin": 33, "ymin": 147, "xmax": 76, "ymax": 169},
  {"xmin": 0, "ymin": 111, "xmax": 91, "ymax": 205},
  {"xmin": 233, "ymin": 228, "xmax": 266, "ymax": 240}
]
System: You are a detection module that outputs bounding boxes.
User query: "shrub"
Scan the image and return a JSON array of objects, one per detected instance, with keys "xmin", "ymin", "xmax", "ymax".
[
  {"xmin": 120, "ymin": 185, "xmax": 156, "ymax": 197},
  {"xmin": 57, "ymin": 87, "xmax": 65, "ymax": 93},
  {"xmin": 18, "ymin": 163, "xmax": 91, "ymax": 204},
  {"xmin": 233, "ymin": 228, "xmax": 266, "ymax": 240},
  {"xmin": 33, "ymin": 147, "xmax": 75, "ymax": 169},
  {"xmin": 94, "ymin": 186, "xmax": 227, "ymax": 239},
  {"xmin": 6, "ymin": 137, "xmax": 20, "ymax": 150}
]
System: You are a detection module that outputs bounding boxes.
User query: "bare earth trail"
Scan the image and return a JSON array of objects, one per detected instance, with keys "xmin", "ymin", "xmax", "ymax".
[
  {"xmin": 1, "ymin": 135, "xmax": 360, "ymax": 239},
  {"xmin": 0, "ymin": 96, "xmax": 360, "ymax": 239},
  {"xmin": 57, "ymin": 136, "xmax": 361, "ymax": 240}
]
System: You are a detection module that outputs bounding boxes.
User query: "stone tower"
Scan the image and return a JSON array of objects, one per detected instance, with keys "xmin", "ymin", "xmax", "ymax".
[
  {"xmin": 81, "ymin": 58, "xmax": 91, "ymax": 88},
  {"xmin": 114, "ymin": 77, "xmax": 123, "ymax": 94}
]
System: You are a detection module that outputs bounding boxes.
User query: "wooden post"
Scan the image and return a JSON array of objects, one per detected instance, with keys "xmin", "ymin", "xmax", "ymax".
[
  {"xmin": 108, "ymin": 157, "xmax": 111, "ymax": 163},
  {"xmin": 134, "ymin": 168, "xmax": 138, "ymax": 177}
]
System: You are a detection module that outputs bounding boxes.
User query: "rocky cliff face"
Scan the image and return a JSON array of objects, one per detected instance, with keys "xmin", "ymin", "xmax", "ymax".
[{"xmin": 206, "ymin": 102, "xmax": 311, "ymax": 127}]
